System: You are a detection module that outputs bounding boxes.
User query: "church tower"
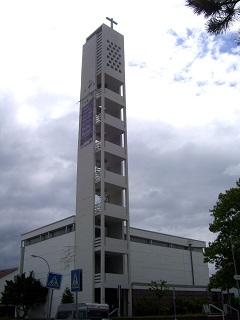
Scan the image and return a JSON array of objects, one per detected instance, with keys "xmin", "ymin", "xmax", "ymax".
[{"xmin": 75, "ymin": 21, "xmax": 131, "ymax": 315}]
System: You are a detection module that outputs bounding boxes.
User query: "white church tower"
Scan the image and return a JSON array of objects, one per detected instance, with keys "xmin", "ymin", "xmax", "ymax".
[{"xmin": 75, "ymin": 21, "xmax": 132, "ymax": 315}]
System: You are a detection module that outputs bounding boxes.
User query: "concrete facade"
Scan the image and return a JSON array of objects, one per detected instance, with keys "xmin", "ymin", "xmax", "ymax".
[
  {"xmin": 130, "ymin": 227, "xmax": 208, "ymax": 288},
  {"xmin": 75, "ymin": 23, "xmax": 131, "ymax": 314},
  {"xmin": 19, "ymin": 216, "xmax": 76, "ymax": 318},
  {"xmin": 19, "ymin": 216, "xmax": 209, "ymax": 318}
]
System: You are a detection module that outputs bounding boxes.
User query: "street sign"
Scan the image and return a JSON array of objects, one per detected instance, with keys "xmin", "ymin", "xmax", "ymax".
[
  {"xmin": 234, "ymin": 275, "xmax": 240, "ymax": 281},
  {"xmin": 47, "ymin": 272, "xmax": 63, "ymax": 290},
  {"xmin": 71, "ymin": 269, "xmax": 82, "ymax": 292}
]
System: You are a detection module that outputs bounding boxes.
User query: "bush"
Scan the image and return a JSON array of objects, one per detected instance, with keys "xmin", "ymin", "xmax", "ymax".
[
  {"xmin": 228, "ymin": 295, "xmax": 240, "ymax": 311},
  {"xmin": 135, "ymin": 299, "xmax": 158, "ymax": 316},
  {"xmin": 175, "ymin": 298, "xmax": 204, "ymax": 314}
]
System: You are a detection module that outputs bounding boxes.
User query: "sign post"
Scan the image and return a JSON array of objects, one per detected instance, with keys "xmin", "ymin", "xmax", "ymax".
[
  {"xmin": 71, "ymin": 269, "xmax": 82, "ymax": 320},
  {"xmin": 46, "ymin": 272, "xmax": 63, "ymax": 319},
  {"xmin": 117, "ymin": 285, "xmax": 121, "ymax": 316}
]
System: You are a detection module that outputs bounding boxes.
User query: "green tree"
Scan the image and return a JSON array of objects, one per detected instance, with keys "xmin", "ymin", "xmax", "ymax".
[
  {"xmin": 149, "ymin": 280, "xmax": 169, "ymax": 314},
  {"xmin": 204, "ymin": 179, "xmax": 240, "ymax": 290},
  {"xmin": 0, "ymin": 271, "xmax": 48, "ymax": 318},
  {"xmin": 185, "ymin": 0, "xmax": 240, "ymax": 41},
  {"xmin": 61, "ymin": 287, "xmax": 74, "ymax": 304},
  {"xmin": 149, "ymin": 280, "xmax": 169, "ymax": 300}
]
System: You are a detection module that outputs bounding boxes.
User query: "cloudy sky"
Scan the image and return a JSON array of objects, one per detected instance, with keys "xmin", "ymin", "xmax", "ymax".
[{"xmin": 1, "ymin": 0, "xmax": 240, "ymax": 274}]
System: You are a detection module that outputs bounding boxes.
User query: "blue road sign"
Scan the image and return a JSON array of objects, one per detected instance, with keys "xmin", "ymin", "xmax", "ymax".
[
  {"xmin": 47, "ymin": 272, "xmax": 63, "ymax": 290},
  {"xmin": 71, "ymin": 269, "xmax": 82, "ymax": 292}
]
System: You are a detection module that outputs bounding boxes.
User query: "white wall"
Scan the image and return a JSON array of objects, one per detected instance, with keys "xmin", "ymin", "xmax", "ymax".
[
  {"xmin": 130, "ymin": 227, "xmax": 209, "ymax": 289},
  {"xmin": 22, "ymin": 232, "xmax": 75, "ymax": 318},
  {"xmin": 131, "ymin": 242, "xmax": 209, "ymax": 287},
  {"xmin": 19, "ymin": 218, "xmax": 209, "ymax": 317}
]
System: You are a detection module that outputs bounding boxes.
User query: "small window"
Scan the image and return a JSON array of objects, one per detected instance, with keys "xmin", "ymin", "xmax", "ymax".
[
  {"xmin": 67, "ymin": 224, "xmax": 74, "ymax": 233},
  {"xmin": 152, "ymin": 240, "xmax": 169, "ymax": 247},
  {"xmin": 26, "ymin": 236, "xmax": 40, "ymax": 245},
  {"xmin": 41, "ymin": 233, "xmax": 48, "ymax": 241},
  {"xmin": 130, "ymin": 236, "xmax": 150, "ymax": 244},
  {"xmin": 50, "ymin": 227, "xmax": 66, "ymax": 238}
]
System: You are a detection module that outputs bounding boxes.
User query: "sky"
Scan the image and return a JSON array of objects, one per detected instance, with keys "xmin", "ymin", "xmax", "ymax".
[{"xmin": 1, "ymin": 0, "xmax": 240, "ymax": 275}]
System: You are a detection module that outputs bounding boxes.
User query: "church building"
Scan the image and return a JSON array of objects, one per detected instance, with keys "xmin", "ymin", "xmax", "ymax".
[{"xmin": 19, "ymin": 22, "xmax": 209, "ymax": 318}]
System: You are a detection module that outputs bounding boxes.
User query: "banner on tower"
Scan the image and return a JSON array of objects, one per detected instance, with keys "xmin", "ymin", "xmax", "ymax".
[{"xmin": 80, "ymin": 92, "xmax": 94, "ymax": 148}]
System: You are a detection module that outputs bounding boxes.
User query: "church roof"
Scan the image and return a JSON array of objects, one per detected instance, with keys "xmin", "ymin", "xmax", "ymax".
[{"xmin": 0, "ymin": 268, "xmax": 18, "ymax": 279}]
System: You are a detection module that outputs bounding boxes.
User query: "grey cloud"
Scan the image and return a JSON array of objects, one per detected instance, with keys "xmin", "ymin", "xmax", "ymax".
[
  {"xmin": 1, "ymin": 93, "xmax": 240, "ymax": 269},
  {"xmin": 128, "ymin": 118, "xmax": 240, "ymax": 240},
  {"xmin": 0, "ymin": 94, "xmax": 78, "ymax": 268}
]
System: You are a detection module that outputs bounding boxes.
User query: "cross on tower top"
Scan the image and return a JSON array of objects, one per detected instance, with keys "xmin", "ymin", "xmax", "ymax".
[{"xmin": 106, "ymin": 17, "xmax": 118, "ymax": 29}]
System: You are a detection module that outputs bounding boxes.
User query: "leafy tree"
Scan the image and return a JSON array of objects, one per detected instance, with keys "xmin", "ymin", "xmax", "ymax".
[
  {"xmin": 0, "ymin": 271, "xmax": 48, "ymax": 318},
  {"xmin": 185, "ymin": 0, "xmax": 240, "ymax": 42},
  {"xmin": 61, "ymin": 287, "xmax": 74, "ymax": 304},
  {"xmin": 149, "ymin": 280, "xmax": 168, "ymax": 301},
  {"xmin": 204, "ymin": 179, "xmax": 240, "ymax": 290},
  {"xmin": 149, "ymin": 280, "xmax": 169, "ymax": 314}
]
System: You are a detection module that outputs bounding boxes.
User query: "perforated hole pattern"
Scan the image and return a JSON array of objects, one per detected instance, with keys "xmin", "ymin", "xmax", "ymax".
[{"xmin": 106, "ymin": 40, "xmax": 122, "ymax": 73}]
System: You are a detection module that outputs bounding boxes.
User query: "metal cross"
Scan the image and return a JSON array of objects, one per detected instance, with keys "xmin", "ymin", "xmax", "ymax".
[{"xmin": 106, "ymin": 17, "xmax": 118, "ymax": 29}]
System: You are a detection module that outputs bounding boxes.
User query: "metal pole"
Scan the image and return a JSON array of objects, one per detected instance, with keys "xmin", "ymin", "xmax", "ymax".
[
  {"xmin": 228, "ymin": 210, "xmax": 240, "ymax": 301},
  {"xmin": 118, "ymin": 285, "xmax": 121, "ymax": 316},
  {"xmin": 31, "ymin": 255, "xmax": 50, "ymax": 319},
  {"xmin": 173, "ymin": 287, "xmax": 177, "ymax": 320},
  {"xmin": 229, "ymin": 227, "xmax": 240, "ymax": 299},
  {"xmin": 188, "ymin": 241, "xmax": 195, "ymax": 285},
  {"xmin": 75, "ymin": 292, "xmax": 78, "ymax": 320},
  {"xmin": 49, "ymin": 289, "xmax": 53, "ymax": 320}
]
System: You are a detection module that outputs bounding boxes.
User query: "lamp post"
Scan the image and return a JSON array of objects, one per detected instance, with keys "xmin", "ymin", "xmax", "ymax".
[
  {"xmin": 31, "ymin": 255, "xmax": 50, "ymax": 273},
  {"xmin": 227, "ymin": 209, "xmax": 240, "ymax": 300},
  {"xmin": 188, "ymin": 240, "xmax": 195, "ymax": 285},
  {"xmin": 31, "ymin": 255, "xmax": 50, "ymax": 320}
]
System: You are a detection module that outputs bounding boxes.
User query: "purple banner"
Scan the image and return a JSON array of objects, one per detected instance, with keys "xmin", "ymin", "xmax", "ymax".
[{"xmin": 80, "ymin": 96, "xmax": 93, "ymax": 148}]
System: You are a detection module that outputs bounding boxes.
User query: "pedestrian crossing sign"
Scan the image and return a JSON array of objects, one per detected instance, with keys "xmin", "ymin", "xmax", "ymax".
[
  {"xmin": 47, "ymin": 272, "xmax": 63, "ymax": 290},
  {"xmin": 71, "ymin": 269, "xmax": 82, "ymax": 292}
]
